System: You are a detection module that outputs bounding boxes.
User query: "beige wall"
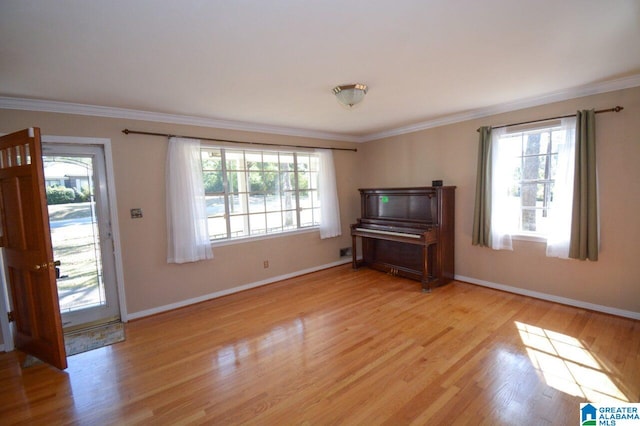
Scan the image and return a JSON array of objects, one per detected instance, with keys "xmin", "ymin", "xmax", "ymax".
[
  {"xmin": 1, "ymin": 85, "xmax": 638, "ymax": 351},
  {"xmin": 358, "ymin": 86, "xmax": 640, "ymax": 314},
  {"xmin": 0, "ymin": 111, "xmax": 361, "ymax": 322}
]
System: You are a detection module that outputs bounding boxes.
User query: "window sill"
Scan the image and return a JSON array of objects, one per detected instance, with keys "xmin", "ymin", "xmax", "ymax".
[
  {"xmin": 210, "ymin": 227, "xmax": 319, "ymax": 248},
  {"xmin": 511, "ymin": 233, "xmax": 547, "ymax": 243}
]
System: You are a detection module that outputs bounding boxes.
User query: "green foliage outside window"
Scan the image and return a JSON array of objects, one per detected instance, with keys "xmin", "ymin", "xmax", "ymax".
[{"xmin": 46, "ymin": 185, "xmax": 92, "ymax": 205}]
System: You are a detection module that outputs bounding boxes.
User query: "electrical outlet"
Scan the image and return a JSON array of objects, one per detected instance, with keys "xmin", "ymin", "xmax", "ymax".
[
  {"xmin": 263, "ymin": 260, "xmax": 269, "ymax": 268},
  {"xmin": 340, "ymin": 247, "xmax": 352, "ymax": 257}
]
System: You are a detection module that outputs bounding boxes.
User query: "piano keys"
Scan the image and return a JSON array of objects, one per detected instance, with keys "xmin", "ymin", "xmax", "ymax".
[{"xmin": 350, "ymin": 186, "xmax": 455, "ymax": 292}]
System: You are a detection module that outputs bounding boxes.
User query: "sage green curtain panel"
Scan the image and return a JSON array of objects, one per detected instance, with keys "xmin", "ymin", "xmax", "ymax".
[
  {"xmin": 472, "ymin": 126, "xmax": 492, "ymax": 247},
  {"xmin": 569, "ymin": 109, "xmax": 599, "ymax": 261}
]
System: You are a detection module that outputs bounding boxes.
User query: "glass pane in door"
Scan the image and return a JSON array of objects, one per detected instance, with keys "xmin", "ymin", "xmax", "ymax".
[{"xmin": 44, "ymin": 155, "xmax": 105, "ymax": 313}]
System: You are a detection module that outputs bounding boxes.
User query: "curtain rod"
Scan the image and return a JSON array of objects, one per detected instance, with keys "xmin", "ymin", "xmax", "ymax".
[
  {"xmin": 121, "ymin": 129, "xmax": 358, "ymax": 152},
  {"xmin": 476, "ymin": 106, "xmax": 623, "ymax": 132}
]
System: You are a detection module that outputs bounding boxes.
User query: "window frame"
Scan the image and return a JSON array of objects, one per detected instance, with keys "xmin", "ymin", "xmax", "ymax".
[
  {"xmin": 497, "ymin": 122, "xmax": 567, "ymax": 240},
  {"xmin": 200, "ymin": 145, "xmax": 321, "ymax": 245}
]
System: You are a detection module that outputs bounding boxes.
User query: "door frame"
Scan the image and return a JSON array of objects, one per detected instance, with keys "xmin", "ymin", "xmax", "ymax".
[{"xmin": 0, "ymin": 135, "xmax": 127, "ymax": 352}]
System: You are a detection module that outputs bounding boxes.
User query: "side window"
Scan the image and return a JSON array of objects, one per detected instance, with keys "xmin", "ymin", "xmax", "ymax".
[{"xmin": 495, "ymin": 124, "xmax": 569, "ymax": 236}]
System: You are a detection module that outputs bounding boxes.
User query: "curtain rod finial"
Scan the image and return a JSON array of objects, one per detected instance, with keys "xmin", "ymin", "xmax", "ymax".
[
  {"xmin": 614, "ymin": 106, "xmax": 623, "ymax": 112},
  {"xmin": 122, "ymin": 129, "xmax": 130, "ymax": 135}
]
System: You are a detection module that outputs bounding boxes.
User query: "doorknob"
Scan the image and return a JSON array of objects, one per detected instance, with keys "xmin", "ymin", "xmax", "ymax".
[{"xmin": 33, "ymin": 262, "xmax": 54, "ymax": 271}]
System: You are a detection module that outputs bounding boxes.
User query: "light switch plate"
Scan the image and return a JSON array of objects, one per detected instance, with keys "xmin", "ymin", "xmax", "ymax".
[{"xmin": 130, "ymin": 208, "xmax": 143, "ymax": 219}]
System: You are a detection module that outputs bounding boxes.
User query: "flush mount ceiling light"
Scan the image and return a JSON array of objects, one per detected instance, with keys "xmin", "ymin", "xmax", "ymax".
[{"xmin": 332, "ymin": 83, "xmax": 368, "ymax": 108}]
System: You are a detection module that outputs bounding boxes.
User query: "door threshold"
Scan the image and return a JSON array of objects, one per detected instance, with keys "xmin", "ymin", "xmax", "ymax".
[{"xmin": 63, "ymin": 317, "xmax": 121, "ymax": 334}]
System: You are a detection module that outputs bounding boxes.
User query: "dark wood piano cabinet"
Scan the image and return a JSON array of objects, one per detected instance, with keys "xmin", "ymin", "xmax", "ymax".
[{"xmin": 351, "ymin": 186, "xmax": 455, "ymax": 292}]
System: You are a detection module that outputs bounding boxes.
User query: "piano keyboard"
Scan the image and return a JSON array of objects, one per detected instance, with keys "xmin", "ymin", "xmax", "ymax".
[{"xmin": 354, "ymin": 227, "xmax": 421, "ymax": 239}]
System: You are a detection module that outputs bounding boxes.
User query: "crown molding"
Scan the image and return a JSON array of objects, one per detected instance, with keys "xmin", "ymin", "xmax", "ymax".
[
  {"xmin": 0, "ymin": 97, "xmax": 364, "ymax": 143},
  {"xmin": 362, "ymin": 73, "xmax": 640, "ymax": 141},
  {"xmin": 2, "ymin": 73, "xmax": 639, "ymax": 144}
]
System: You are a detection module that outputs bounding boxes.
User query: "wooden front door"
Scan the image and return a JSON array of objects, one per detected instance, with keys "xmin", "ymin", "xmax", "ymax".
[{"xmin": 0, "ymin": 128, "xmax": 67, "ymax": 369}]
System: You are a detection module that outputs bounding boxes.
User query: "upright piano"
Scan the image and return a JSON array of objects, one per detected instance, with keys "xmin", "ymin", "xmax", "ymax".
[{"xmin": 351, "ymin": 186, "xmax": 455, "ymax": 292}]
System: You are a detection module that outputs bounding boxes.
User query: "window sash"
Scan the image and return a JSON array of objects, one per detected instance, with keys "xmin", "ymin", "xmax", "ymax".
[
  {"xmin": 499, "ymin": 126, "xmax": 567, "ymax": 236},
  {"xmin": 201, "ymin": 147, "xmax": 319, "ymax": 241}
]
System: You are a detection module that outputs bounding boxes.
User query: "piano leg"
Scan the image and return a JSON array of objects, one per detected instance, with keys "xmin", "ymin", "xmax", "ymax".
[
  {"xmin": 351, "ymin": 234, "xmax": 358, "ymax": 270},
  {"xmin": 421, "ymin": 245, "xmax": 430, "ymax": 293},
  {"xmin": 421, "ymin": 242, "xmax": 438, "ymax": 293}
]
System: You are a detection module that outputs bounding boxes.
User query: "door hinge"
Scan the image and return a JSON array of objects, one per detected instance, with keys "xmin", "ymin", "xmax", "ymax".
[{"xmin": 7, "ymin": 311, "xmax": 15, "ymax": 323}]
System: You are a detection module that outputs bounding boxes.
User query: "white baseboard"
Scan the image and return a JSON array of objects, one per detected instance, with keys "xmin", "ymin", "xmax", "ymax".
[
  {"xmin": 128, "ymin": 264, "xmax": 639, "ymax": 322},
  {"xmin": 455, "ymin": 274, "xmax": 640, "ymax": 320},
  {"xmin": 128, "ymin": 259, "xmax": 352, "ymax": 320}
]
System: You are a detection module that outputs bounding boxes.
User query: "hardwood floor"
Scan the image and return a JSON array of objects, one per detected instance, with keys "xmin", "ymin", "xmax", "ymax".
[{"xmin": 1, "ymin": 265, "xmax": 639, "ymax": 425}]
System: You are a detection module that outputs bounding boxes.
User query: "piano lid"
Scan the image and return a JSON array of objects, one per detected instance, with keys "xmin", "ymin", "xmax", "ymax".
[{"xmin": 359, "ymin": 187, "xmax": 438, "ymax": 224}]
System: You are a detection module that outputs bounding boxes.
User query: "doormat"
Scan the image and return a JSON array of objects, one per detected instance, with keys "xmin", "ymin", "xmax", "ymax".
[{"xmin": 64, "ymin": 321, "xmax": 125, "ymax": 356}]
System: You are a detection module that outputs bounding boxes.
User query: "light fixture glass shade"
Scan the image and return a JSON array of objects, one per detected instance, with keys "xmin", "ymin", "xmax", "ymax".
[{"xmin": 333, "ymin": 83, "xmax": 368, "ymax": 108}]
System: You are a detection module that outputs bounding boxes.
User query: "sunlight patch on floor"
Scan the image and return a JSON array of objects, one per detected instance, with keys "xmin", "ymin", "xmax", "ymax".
[{"xmin": 515, "ymin": 321, "xmax": 628, "ymax": 403}]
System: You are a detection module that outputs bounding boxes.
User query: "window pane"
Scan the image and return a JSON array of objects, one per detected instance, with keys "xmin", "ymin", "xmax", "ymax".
[
  {"xmin": 299, "ymin": 191, "xmax": 312, "ymax": 209},
  {"xmin": 263, "ymin": 171, "xmax": 278, "ymax": 193},
  {"xmin": 300, "ymin": 207, "xmax": 319, "ymax": 227},
  {"xmin": 282, "ymin": 190, "xmax": 297, "ymax": 210},
  {"xmin": 203, "ymin": 171, "xmax": 224, "ymax": 193},
  {"xmin": 280, "ymin": 153, "xmax": 295, "ymax": 171},
  {"xmin": 298, "ymin": 170, "xmax": 310, "ymax": 192},
  {"xmin": 249, "ymin": 214, "xmax": 266, "ymax": 235},
  {"xmin": 267, "ymin": 212, "xmax": 282, "ymax": 233},
  {"xmin": 266, "ymin": 193, "xmax": 281, "ymax": 212},
  {"xmin": 309, "ymin": 155, "xmax": 319, "ymax": 172},
  {"xmin": 249, "ymin": 171, "xmax": 265, "ymax": 192},
  {"xmin": 521, "ymin": 154, "xmax": 541, "ymax": 182},
  {"xmin": 523, "ymin": 133, "xmax": 544, "ymax": 155},
  {"xmin": 263, "ymin": 153, "xmax": 279, "ymax": 171},
  {"xmin": 551, "ymin": 129, "xmax": 568, "ymax": 151},
  {"xmin": 228, "ymin": 193, "xmax": 248, "ymax": 214},
  {"xmin": 201, "ymin": 149, "xmax": 222, "ymax": 170},
  {"xmin": 523, "ymin": 131, "xmax": 551, "ymax": 155},
  {"xmin": 282, "ymin": 209, "xmax": 297, "ymax": 229},
  {"xmin": 308, "ymin": 171, "xmax": 318, "ymax": 190},
  {"xmin": 227, "ymin": 170, "xmax": 244, "ymax": 193},
  {"xmin": 535, "ymin": 155, "xmax": 555, "ymax": 180},
  {"xmin": 226, "ymin": 150, "xmax": 245, "ymax": 171},
  {"xmin": 230, "ymin": 215, "xmax": 249, "ymax": 238},
  {"xmin": 279, "ymin": 170, "xmax": 295, "ymax": 192},
  {"xmin": 520, "ymin": 207, "xmax": 538, "ymax": 232},
  {"xmin": 297, "ymin": 155, "xmax": 310, "ymax": 173},
  {"xmin": 205, "ymin": 195, "xmax": 225, "ymax": 217},
  {"xmin": 249, "ymin": 194, "xmax": 266, "ymax": 213},
  {"xmin": 246, "ymin": 152, "xmax": 262, "ymax": 171},
  {"xmin": 520, "ymin": 183, "xmax": 543, "ymax": 207},
  {"xmin": 207, "ymin": 216, "xmax": 227, "ymax": 240}
]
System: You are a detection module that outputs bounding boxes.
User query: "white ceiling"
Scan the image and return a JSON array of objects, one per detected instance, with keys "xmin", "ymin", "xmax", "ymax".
[{"xmin": 1, "ymin": 0, "xmax": 639, "ymax": 142}]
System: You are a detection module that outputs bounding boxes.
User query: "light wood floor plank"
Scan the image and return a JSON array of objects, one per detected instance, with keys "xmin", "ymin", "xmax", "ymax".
[{"xmin": 1, "ymin": 265, "xmax": 638, "ymax": 425}]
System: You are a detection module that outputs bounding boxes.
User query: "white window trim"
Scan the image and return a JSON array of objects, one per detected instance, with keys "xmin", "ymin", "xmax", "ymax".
[
  {"xmin": 210, "ymin": 227, "xmax": 318, "ymax": 247},
  {"xmin": 511, "ymin": 233, "xmax": 547, "ymax": 243},
  {"xmin": 201, "ymin": 145, "xmax": 321, "ymax": 243}
]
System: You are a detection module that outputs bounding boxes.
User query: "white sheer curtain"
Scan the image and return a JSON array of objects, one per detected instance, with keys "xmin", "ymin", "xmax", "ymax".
[
  {"xmin": 166, "ymin": 137, "xmax": 213, "ymax": 263},
  {"xmin": 546, "ymin": 117, "xmax": 577, "ymax": 258},
  {"xmin": 490, "ymin": 127, "xmax": 518, "ymax": 250},
  {"xmin": 317, "ymin": 149, "xmax": 341, "ymax": 239}
]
